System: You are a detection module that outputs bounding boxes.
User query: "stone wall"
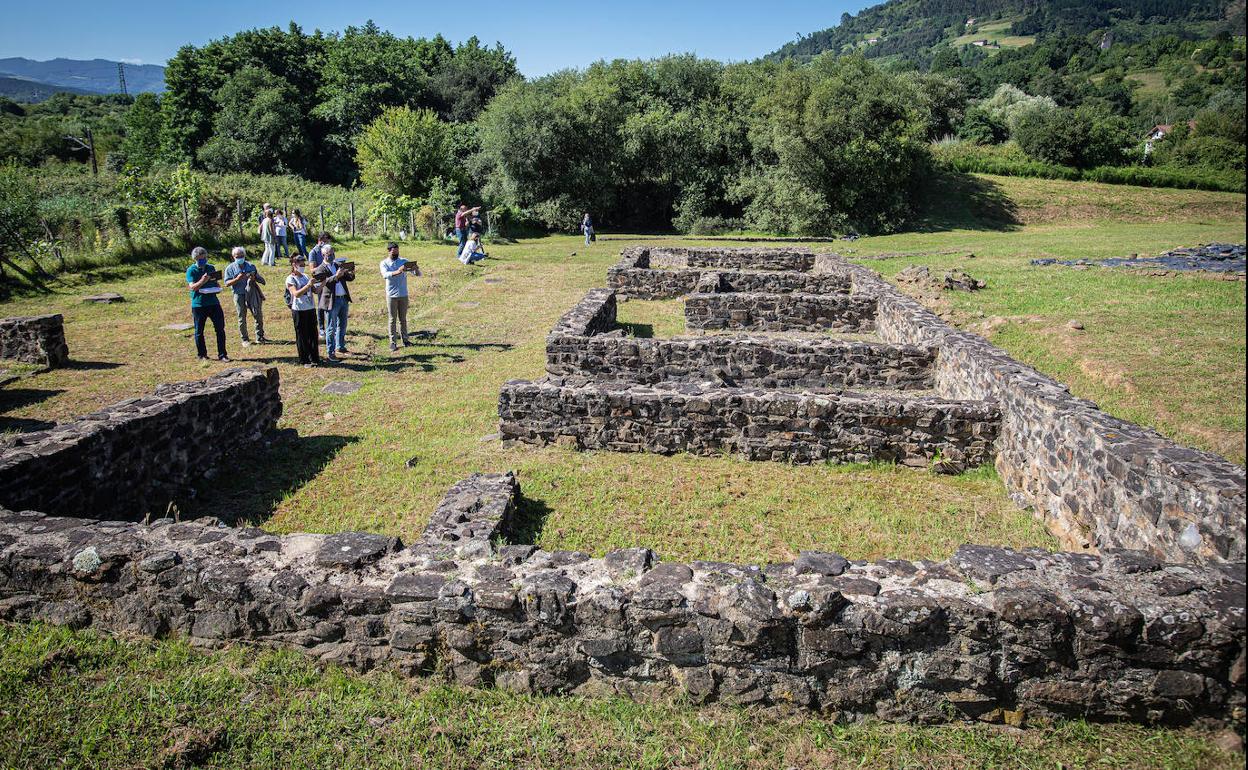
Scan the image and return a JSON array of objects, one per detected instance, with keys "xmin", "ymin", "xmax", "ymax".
[
  {"xmin": 1, "ymin": 472, "xmax": 1243, "ymax": 727},
  {"xmin": 547, "ymin": 332, "xmax": 935, "ymax": 390},
  {"xmin": 851, "ymin": 267, "xmax": 1247, "ymax": 564},
  {"xmin": 0, "ymin": 368, "xmax": 282, "ymax": 520},
  {"xmin": 608, "ymin": 248, "xmax": 851, "ymax": 299},
  {"xmin": 550, "ymin": 288, "xmax": 618, "ymax": 337},
  {"xmin": 684, "ymin": 292, "xmax": 877, "ymax": 333},
  {"xmin": 0, "ymin": 314, "xmax": 69, "ymax": 368},
  {"xmin": 499, "ymin": 378, "xmax": 998, "ymax": 466}
]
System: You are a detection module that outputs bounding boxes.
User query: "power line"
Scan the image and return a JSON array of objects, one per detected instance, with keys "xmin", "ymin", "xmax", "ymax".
[{"xmin": 117, "ymin": 62, "xmax": 128, "ymax": 96}]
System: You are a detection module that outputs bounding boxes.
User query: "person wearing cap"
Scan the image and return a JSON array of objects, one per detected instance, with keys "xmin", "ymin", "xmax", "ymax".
[
  {"xmin": 185, "ymin": 246, "xmax": 229, "ymax": 362},
  {"xmin": 379, "ymin": 241, "xmax": 417, "ymax": 351}
]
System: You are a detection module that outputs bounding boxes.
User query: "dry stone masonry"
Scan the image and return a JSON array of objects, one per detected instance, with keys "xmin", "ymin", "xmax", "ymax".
[
  {"xmin": 0, "ymin": 245, "xmax": 1243, "ymax": 729},
  {"xmin": 0, "ymin": 472, "xmax": 1243, "ymax": 727},
  {"xmin": 0, "ymin": 368, "xmax": 281, "ymax": 519},
  {"xmin": 505, "ymin": 246, "xmax": 1246, "ymax": 566},
  {"xmin": 0, "ymin": 314, "xmax": 69, "ymax": 368}
]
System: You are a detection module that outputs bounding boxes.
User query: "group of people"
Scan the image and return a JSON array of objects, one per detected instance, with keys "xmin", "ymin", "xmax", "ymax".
[
  {"xmin": 258, "ymin": 204, "xmax": 310, "ymax": 266},
  {"xmin": 185, "ymin": 232, "xmax": 420, "ymax": 366},
  {"xmin": 453, "ymin": 203, "xmax": 488, "ymax": 265}
]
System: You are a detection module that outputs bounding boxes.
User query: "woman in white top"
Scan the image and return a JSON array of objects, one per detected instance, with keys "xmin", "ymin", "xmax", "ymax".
[
  {"xmin": 285, "ymin": 254, "xmax": 319, "ymax": 365},
  {"xmin": 259, "ymin": 210, "xmax": 276, "ymax": 266},
  {"xmin": 459, "ymin": 232, "xmax": 487, "ymax": 265},
  {"xmin": 289, "ymin": 209, "xmax": 308, "ymax": 256}
]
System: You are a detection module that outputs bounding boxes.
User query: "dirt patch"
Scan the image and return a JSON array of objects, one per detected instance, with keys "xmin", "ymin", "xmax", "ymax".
[{"xmin": 158, "ymin": 726, "xmax": 225, "ymax": 770}]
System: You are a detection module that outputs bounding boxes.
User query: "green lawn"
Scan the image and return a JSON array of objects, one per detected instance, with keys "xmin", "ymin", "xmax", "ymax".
[{"xmin": 1, "ymin": 173, "xmax": 1244, "ymax": 768}]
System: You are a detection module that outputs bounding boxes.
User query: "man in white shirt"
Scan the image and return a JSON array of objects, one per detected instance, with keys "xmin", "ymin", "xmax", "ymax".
[
  {"xmin": 274, "ymin": 210, "xmax": 289, "ymax": 259},
  {"xmin": 379, "ymin": 242, "xmax": 418, "ymax": 351}
]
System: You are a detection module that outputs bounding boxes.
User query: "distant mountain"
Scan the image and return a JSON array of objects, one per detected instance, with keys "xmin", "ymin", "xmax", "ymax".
[
  {"xmin": 767, "ymin": 0, "xmax": 1240, "ymax": 66},
  {"xmin": 0, "ymin": 75, "xmax": 96, "ymax": 102},
  {"xmin": 0, "ymin": 57, "xmax": 165, "ymax": 97}
]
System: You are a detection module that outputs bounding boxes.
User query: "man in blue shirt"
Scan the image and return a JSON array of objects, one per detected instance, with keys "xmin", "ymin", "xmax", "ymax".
[
  {"xmin": 184, "ymin": 246, "xmax": 229, "ymax": 361},
  {"xmin": 223, "ymin": 246, "xmax": 267, "ymax": 346}
]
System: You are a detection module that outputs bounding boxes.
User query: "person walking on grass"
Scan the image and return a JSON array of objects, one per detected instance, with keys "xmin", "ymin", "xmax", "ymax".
[
  {"xmin": 185, "ymin": 246, "xmax": 230, "ymax": 362},
  {"xmin": 259, "ymin": 209, "xmax": 277, "ymax": 266},
  {"xmin": 290, "ymin": 209, "xmax": 308, "ymax": 257},
  {"xmin": 223, "ymin": 246, "xmax": 268, "ymax": 346},
  {"xmin": 380, "ymin": 241, "xmax": 417, "ymax": 351},
  {"xmin": 581, "ymin": 212, "xmax": 594, "ymax": 246},
  {"xmin": 274, "ymin": 209, "xmax": 289, "ymax": 259},
  {"xmin": 314, "ymin": 245, "xmax": 354, "ymax": 363},
  {"xmin": 286, "ymin": 255, "xmax": 320, "ymax": 366}
]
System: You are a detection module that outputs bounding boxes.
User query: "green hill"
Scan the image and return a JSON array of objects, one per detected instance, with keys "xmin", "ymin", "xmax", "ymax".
[
  {"xmin": 768, "ymin": 0, "xmax": 1241, "ymax": 66},
  {"xmin": 0, "ymin": 75, "xmax": 95, "ymax": 102}
]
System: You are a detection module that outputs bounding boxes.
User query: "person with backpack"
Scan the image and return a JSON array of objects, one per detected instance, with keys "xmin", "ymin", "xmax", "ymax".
[{"xmin": 285, "ymin": 254, "xmax": 319, "ymax": 365}]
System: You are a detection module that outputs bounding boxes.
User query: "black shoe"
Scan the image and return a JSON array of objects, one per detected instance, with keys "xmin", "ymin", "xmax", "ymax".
[{"xmin": 390, "ymin": 342, "xmax": 398, "ymax": 351}]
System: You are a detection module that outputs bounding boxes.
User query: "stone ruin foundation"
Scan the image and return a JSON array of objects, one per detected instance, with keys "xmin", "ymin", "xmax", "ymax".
[
  {"xmin": 0, "ymin": 248, "xmax": 1244, "ymax": 730},
  {"xmin": 0, "ymin": 314, "xmax": 69, "ymax": 368}
]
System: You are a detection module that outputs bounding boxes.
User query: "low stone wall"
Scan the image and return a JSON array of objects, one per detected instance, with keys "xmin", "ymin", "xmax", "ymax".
[
  {"xmin": 608, "ymin": 248, "xmax": 853, "ymax": 300},
  {"xmin": 622, "ymin": 245, "xmax": 819, "ymax": 272},
  {"xmin": 499, "ymin": 378, "xmax": 998, "ymax": 466},
  {"xmin": 547, "ymin": 333, "xmax": 934, "ymax": 390},
  {"xmin": 852, "ymin": 267, "xmax": 1247, "ymax": 564},
  {"xmin": 0, "ymin": 314, "xmax": 69, "ymax": 368},
  {"xmin": 1, "ymin": 473, "xmax": 1243, "ymax": 727},
  {"xmin": 550, "ymin": 288, "xmax": 618, "ymax": 337},
  {"xmin": 685, "ymin": 292, "xmax": 877, "ymax": 333},
  {"xmin": 0, "ymin": 368, "xmax": 282, "ymax": 520}
]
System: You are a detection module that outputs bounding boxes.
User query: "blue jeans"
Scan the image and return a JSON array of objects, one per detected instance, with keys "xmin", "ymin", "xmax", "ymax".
[
  {"xmin": 292, "ymin": 231, "xmax": 307, "ymax": 256},
  {"xmin": 277, "ymin": 235, "xmax": 289, "ymax": 258},
  {"xmin": 325, "ymin": 301, "xmax": 349, "ymax": 356},
  {"xmin": 455, "ymin": 228, "xmax": 466, "ymax": 255},
  {"xmin": 584, "ymin": 227, "xmax": 593, "ymax": 245}
]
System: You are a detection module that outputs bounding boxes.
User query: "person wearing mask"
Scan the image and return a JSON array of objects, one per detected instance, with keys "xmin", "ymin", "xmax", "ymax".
[
  {"xmin": 285, "ymin": 255, "xmax": 319, "ymax": 366},
  {"xmin": 308, "ymin": 231, "xmax": 332, "ymax": 339},
  {"xmin": 581, "ymin": 212, "xmax": 594, "ymax": 246},
  {"xmin": 289, "ymin": 209, "xmax": 308, "ymax": 257},
  {"xmin": 379, "ymin": 241, "xmax": 417, "ymax": 351},
  {"xmin": 259, "ymin": 210, "xmax": 277, "ymax": 267},
  {"xmin": 453, "ymin": 203, "xmax": 480, "ymax": 257},
  {"xmin": 223, "ymin": 246, "xmax": 268, "ymax": 345},
  {"xmin": 314, "ymin": 245, "xmax": 354, "ymax": 362},
  {"xmin": 274, "ymin": 209, "xmax": 289, "ymax": 259},
  {"xmin": 185, "ymin": 246, "xmax": 229, "ymax": 362}
]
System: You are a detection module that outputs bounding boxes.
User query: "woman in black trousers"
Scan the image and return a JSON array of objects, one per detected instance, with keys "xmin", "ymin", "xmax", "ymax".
[{"xmin": 285, "ymin": 255, "xmax": 320, "ymax": 365}]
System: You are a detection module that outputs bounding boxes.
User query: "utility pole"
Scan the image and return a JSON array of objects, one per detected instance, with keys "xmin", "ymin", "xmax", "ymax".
[{"xmin": 117, "ymin": 62, "xmax": 128, "ymax": 96}]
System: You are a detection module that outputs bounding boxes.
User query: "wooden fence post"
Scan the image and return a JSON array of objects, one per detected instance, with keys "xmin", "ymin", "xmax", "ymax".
[
  {"xmin": 382, "ymin": 213, "xmax": 387, "ymax": 236},
  {"xmin": 319, "ymin": 205, "xmax": 325, "ymax": 234},
  {"xmin": 237, "ymin": 199, "xmax": 244, "ymax": 240},
  {"xmin": 181, "ymin": 198, "xmax": 191, "ymax": 234},
  {"xmin": 350, "ymin": 200, "xmax": 356, "ymax": 239},
  {"xmin": 409, "ymin": 209, "xmax": 415, "ymax": 239}
]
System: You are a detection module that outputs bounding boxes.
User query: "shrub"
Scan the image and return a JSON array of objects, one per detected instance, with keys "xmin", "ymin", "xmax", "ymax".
[
  {"xmin": 415, "ymin": 205, "xmax": 440, "ymax": 240},
  {"xmin": 957, "ymin": 106, "xmax": 1008, "ymax": 145}
]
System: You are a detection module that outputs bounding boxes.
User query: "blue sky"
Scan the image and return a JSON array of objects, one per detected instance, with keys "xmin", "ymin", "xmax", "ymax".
[{"xmin": 0, "ymin": 0, "xmax": 872, "ymax": 76}]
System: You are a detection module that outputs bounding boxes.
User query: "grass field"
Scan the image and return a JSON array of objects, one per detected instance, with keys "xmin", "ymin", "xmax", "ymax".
[
  {"xmin": 951, "ymin": 19, "xmax": 1035, "ymax": 50},
  {"xmin": 1, "ymin": 172, "xmax": 1245, "ymax": 767}
]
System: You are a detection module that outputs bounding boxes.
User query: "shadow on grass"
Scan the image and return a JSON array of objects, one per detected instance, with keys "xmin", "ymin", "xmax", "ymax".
[
  {"xmin": 617, "ymin": 321, "xmax": 654, "ymax": 339},
  {"xmin": 506, "ymin": 495, "xmax": 553, "ymax": 545},
  {"xmin": 180, "ymin": 429, "xmax": 358, "ymax": 526},
  {"xmin": 64, "ymin": 360, "xmax": 123, "ymax": 371},
  {"xmin": 0, "ymin": 387, "xmax": 64, "ymax": 432},
  {"xmin": 912, "ymin": 171, "xmax": 1021, "ymax": 233}
]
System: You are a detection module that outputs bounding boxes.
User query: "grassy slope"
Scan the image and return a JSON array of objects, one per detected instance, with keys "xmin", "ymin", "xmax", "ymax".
[{"xmin": 0, "ymin": 173, "xmax": 1244, "ymax": 768}]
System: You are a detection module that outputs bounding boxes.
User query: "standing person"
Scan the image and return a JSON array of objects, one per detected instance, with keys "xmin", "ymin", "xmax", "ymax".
[
  {"xmin": 581, "ymin": 212, "xmax": 594, "ymax": 246},
  {"xmin": 290, "ymin": 209, "xmax": 308, "ymax": 257},
  {"xmin": 259, "ymin": 210, "xmax": 277, "ymax": 267},
  {"xmin": 274, "ymin": 209, "xmax": 289, "ymax": 259},
  {"xmin": 453, "ymin": 203, "xmax": 480, "ymax": 257},
  {"xmin": 308, "ymin": 231, "xmax": 333, "ymax": 339},
  {"xmin": 314, "ymin": 246, "xmax": 354, "ymax": 362},
  {"xmin": 379, "ymin": 242, "xmax": 417, "ymax": 351},
  {"xmin": 185, "ymin": 247, "xmax": 230, "ymax": 362},
  {"xmin": 286, "ymin": 255, "xmax": 320, "ymax": 366},
  {"xmin": 223, "ymin": 246, "xmax": 268, "ymax": 345}
]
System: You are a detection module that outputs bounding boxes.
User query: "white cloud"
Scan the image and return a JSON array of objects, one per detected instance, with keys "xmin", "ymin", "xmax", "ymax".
[{"xmin": 119, "ymin": 58, "xmax": 146, "ymax": 65}]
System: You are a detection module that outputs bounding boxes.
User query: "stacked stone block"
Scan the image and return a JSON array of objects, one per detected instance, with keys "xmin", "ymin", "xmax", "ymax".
[
  {"xmin": 0, "ymin": 367, "xmax": 282, "ymax": 520},
  {"xmin": 0, "ymin": 314, "xmax": 69, "ymax": 368}
]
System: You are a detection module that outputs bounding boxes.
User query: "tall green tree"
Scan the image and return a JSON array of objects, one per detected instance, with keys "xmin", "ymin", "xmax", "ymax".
[
  {"xmin": 196, "ymin": 66, "xmax": 312, "ymax": 175},
  {"xmin": 356, "ymin": 106, "xmax": 458, "ymax": 198}
]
